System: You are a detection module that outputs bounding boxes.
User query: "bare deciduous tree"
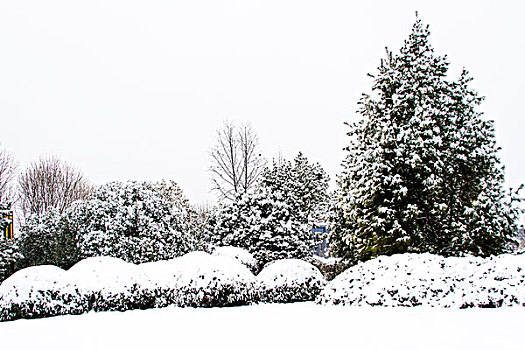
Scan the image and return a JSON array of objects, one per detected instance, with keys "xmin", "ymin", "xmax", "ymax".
[
  {"xmin": 0, "ymin": 147, "xmax": 18, "ymax": 202},
  {"xmin": 209, "ymin": 122, "xmax": 265, "ymax": 200},
  {"xmin": 18, "ymin": 156, "xmax": 93, "ymax": 217}
]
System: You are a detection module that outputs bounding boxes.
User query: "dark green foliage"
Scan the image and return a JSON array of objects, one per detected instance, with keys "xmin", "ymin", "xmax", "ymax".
[{"xmin": 17, "ymin": 210, "xmax": 81, "ymax": 271}]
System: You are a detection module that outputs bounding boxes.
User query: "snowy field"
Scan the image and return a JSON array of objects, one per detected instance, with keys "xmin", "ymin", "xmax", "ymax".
[{"xmin": 0, "ymin": 302, "xmax": 523, "ymax": 350}]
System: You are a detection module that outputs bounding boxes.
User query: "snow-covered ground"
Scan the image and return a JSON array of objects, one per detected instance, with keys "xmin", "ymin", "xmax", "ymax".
[{"xmin": 0, "ymin": 302, "xmax": 522, "ymax": 350}]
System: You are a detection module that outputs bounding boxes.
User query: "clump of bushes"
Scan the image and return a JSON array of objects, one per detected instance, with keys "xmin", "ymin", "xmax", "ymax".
[
  {"xmin": 257, "ymin": 259, "xmax": 326, "ymax": 303},
  {"xmin": 3, "ymin": 251, "xmax": 525, "ymax": 322},
  {"xmin": 317, "ymin": 253, "xmax": 525, "ymax": 307},
  {"xmin": 141, "ymin": 251, "xmax": 258, "ymax": 308},
  {"xmin": 68, "ymin": 256, "xmax": 152, "ymax": 312},
  {"xmin": 0, "ymin": 251, "xmax": 260, "ymax": 322},
  {"xmin": 0, "ymin": 265, "xmax": 88, "ymax": 321}
]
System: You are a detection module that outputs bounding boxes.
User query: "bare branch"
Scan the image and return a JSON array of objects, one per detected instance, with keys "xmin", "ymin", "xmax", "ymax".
[
  {"xmin": 18, "ymin": 156, "xmax": 93, "ymax": 217},
  {"xmin": 209, "ymin": 121, "xmax": 266, "ymax": 200},
  {"xmin": 0, "ymin": 147, "xmax": 18, "ymax": 202}
]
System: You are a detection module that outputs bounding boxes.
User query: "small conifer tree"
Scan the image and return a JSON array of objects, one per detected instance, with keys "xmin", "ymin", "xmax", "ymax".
[
  {"xmin": 212, "ymin": 189, "xmax": 310, "ymax": 268},
  {"xmin": 260, "ymin": 152, "xmax": 329, "ymax": 225},
  {"xmin": 210, "ymin": 152, "xmax": 328, "ymax": 267}
]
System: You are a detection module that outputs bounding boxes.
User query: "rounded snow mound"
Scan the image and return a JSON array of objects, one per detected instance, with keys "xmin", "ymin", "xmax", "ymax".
[
  {"xmin": 257, "ymin": 259, "xmax": 326, "ymax": 303},
  {"xmin": 138, "ymin": 259, "xmax": 176, "ymax": 287},
  {"xmin": 68, "ymin": 256, "xmax": 149, "ymax": 311},
  {"xmin": 68, "ymin": 256, "xmax": 144, "ymax": 293},
  {"xmin": 136, "ymin": 259, "xmax": 181, "ymax": 308},
  {"xmin": 169, "ymin": 251, "xmax": 257, "ymax": 307},
  {"xmin": 137, "ymin": 253, "xmax": 216, "ymax": 308},
  {"xmin": 317, "ymin": 253, "xmax": 525, "ymax": 307},
  {"xmin": 177, "ymin": 250, "xmax": 212, "ymax": 261},
  {"xmin": 0, "ymin": 265, "xmax": 69, "ymax": 303},
  {"xmin": 137, "ymin": 251, "xmax": 257, "ymax": 308},
  {"xmin": 0, "ymin": 265, "xmax": 87, "ymax": 321},
  {"xmin": 212, "ymin": 246, "xmax": 258, "ymax": 272}
]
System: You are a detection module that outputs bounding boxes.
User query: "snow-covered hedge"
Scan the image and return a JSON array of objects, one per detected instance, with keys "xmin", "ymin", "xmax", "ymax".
[
  {"xmin": 6, "ymin": 252, "xmax": 522, "ymax": 322},
  {"xmin": 257, "ymin": 259, "xmax": 326, "ymax": 303},
  {"xmin": 0, "ymin": 265, "xmax": 88, "ymax": 322},
  {"xmin": 68, "ymin": 256, "xmax": 152, "ymax": 312},
  {"xmin": 212, "ymin": 246, "xmax": 258, "ymax": 273},
  {"xmin": 67, "ymin": 252, "xmax": 258, "ymax": 310},
  {"xmin": 164, "ymin": 251, "xmax": 257, "ymax": 307},
  {"xmin": 0, "ymin": 252, "xmax": 259, "ymax": 321},
  {"xmin": 317, "ymin": 253, "xmax": 525, "ymax": 307}
]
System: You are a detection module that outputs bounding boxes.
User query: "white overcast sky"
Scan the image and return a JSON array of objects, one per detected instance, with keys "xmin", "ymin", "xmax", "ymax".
[{"xmin": 1, "ymin": 0, "xmax": 524, "ymax": 205}]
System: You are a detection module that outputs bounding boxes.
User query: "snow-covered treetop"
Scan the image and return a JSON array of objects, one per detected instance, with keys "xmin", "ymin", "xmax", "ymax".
[{"xmin": 260, "ymin": 151, "xmax": 329, "ymax": 224}]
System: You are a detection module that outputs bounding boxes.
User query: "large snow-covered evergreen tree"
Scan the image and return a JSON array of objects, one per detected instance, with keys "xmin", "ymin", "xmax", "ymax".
[{"xmin": 334, "ymin": 17, "xmax": 521, "ymax": 262}]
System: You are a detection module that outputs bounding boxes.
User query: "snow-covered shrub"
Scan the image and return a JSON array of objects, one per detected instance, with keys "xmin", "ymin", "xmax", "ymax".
[
  {"xmin": 136, "ymin": 259, "xmax": 181, "ymax": 308},
  {"xmin": 137, "ymin": 251, "xmax": 258, "ymax": 308},
  {"xmin": 67, "ymin": 256, "xmax": 150, "ymax": 312},
  {"xmin": 17, "ymin": 209, "xmax": 82, "ymax": 271},
  {"xmin": 0, "ymin": 265, "xmax": 88, "ymax": 322},
  {"xmin": 212, "ymin": 246, "xmax": 258, "ymax": 273},
  {"xmin": 69, "ymin": 180, "xmax": 197, "ymax": 264},
  {"xmin": 317, "ymin": 253, "xmax": 525, "ymax": 307},
  {"xmin": 443, "ymin": 254, "xmax": 525, "ymax": 308},
  {"xmin": 0, "ymin": 240, "xmax": 20, "ymax": 283},
  {"xmin": 167, "ymin": 252, "xmax": 257, "ymax": 307},
  {"xmin": 257, "ymin": 259, "xmax": 326, "ymax": 303}
]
